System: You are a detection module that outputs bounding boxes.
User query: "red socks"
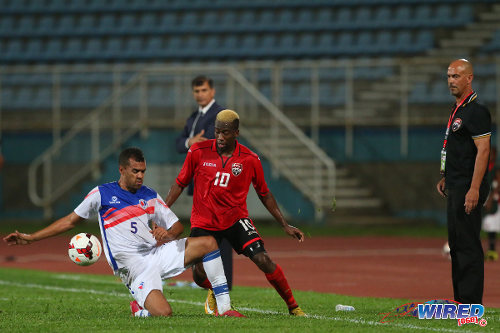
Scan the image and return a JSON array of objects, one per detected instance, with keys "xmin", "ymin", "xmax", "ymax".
[
  {"xmin": 265, "ymin": 264, "xmax": 298, "ymax": 309},
  {"xmin": 198, "ymin": 278, "xmax": 212, "ymax": 289}
]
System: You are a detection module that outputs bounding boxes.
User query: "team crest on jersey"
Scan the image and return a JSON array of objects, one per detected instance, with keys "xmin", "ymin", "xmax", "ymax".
[
  {"xmin": 452, "ymin": 118, "xmax": 462, "ymax": 132},
  {"xmin": 232, "ymin": 163, "xmax": 243, "ymax": 176},
  {"xmin": 139, "ymin": 199, "xmax": 147, "ymax": 209}
]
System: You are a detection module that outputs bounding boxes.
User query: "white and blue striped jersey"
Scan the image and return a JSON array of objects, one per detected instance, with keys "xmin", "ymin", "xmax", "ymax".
[{"xmin": 74, "ymin": 181, "xmax": 179, "ymax": 277}]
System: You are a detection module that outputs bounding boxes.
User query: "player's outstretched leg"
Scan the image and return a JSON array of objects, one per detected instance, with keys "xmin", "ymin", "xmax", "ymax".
[
  {"xmin": 185, "ymin": 236, "xmax": 245, "ymax": 317},
  {"xmin": 251, "ymin": 251, "xmax": 306, "ymax": 316}
]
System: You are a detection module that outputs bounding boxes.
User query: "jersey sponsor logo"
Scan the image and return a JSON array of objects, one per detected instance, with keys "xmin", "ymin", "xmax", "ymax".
[
  {"xmin": 232, "ymin": 163, "xmax": 243, "ymax": 176},
  {"xmin": 203, "ymin": 162, "xmax": 217, "ymax": 167},
  {"xmin": 452, "ymin": 118, "xmax": 462, "ymax": 132},
  {"xmin": 109, "ymin": 196, "xmax": 121, "ymax": 204},
  {"xmin": 139, "ymin": 199, "xmax": 147, "ymax": 209}
]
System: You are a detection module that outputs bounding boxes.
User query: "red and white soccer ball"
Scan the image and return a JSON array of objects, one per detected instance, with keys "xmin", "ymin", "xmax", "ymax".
[{"xmin": 68, "ymin": 233, "xmax": 102, "ymax": 266}]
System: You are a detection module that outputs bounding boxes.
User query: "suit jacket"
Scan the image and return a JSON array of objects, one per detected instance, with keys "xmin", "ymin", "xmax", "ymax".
[{"xmin": 175, "ymin": 101, "xmax": 225, "ymax": 154}]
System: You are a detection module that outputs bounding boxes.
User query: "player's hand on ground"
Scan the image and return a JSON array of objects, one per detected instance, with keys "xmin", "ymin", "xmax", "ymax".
[
  {"xmin": 283, "ymin": 225, "xmax": 305, "ymax": 242},
  {"xmin": 188, "ymin": 130, "xmax": 208, "ymax": 147},
  {"xmin": 150, "ymin": 226, "xmax": 173, "ymax": 246},
  {"xmin": 3, "ymin": 230, "xmax": 34, "ymax": 245}
]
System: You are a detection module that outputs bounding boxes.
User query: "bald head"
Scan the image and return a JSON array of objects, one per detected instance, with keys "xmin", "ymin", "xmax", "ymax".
[
  {"xmin": 449, "ymin": 59, "xmax": 473, "ymax": 75},
  {"xmin": 447, "ymin": 59, "xmax": 474, "ymax": 101}
]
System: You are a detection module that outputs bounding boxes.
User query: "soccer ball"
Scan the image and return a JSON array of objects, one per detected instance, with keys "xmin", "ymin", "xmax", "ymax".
[{"xmin": 68, "ymin": 233, "xmax": 102, "ymax": 266}]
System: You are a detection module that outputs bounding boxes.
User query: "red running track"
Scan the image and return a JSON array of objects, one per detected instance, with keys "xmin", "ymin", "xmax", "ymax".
[{"xmin": 1, "ymin": 235, "xmax": 499, "ymax": 307}]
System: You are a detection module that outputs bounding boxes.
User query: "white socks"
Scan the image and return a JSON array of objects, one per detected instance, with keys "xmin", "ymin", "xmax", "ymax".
[
  {"xmin": 134, "ymin": 309, "xmax": 151, "ymax": 317},
  {"xmin": 203, "ymin": 249, "xmax": 231, "ymax": 314}
]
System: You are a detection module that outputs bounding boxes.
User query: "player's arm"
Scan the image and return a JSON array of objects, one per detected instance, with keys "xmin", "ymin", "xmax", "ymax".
[
  {"xmin": 151, "ymin": 220, "xmax": 184, "ymax": 246},
  {"xmin": 3, "ymin": 212, "xmax": 84, "ymax": 245},
  {"xmin": 164, "ymin": 182, "xmax": 185, "ymax": 207},
  {"xmin": 465, "ymin": 136, "xmax": 490, "ymax": 214},
  {"xmin": 258, "ymin": 192, "xmax": 304, "ymax": 242}
]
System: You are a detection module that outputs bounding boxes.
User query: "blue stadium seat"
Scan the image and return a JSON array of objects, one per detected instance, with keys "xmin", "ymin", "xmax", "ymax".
[
  {"xmin": 38, "ymin": 16, "xmax": 56, "ymax": 33},
  {"xmin": 145, "ymin": 37, "xmax": 163, "ymax": 57},
  {"xmin": 18, "ymin": 16, "xmax": 35, "ymax": 33},
  {"xmin": 481, "ymin": 79, "xmax": 496, "ymax": 104},
  {"xmin": 124, "ymin": 37, "xmax": 144, "ymax": 57},
  {"xmin": 77, "ymin": 14, "xmax": 97, "ymax": 34},
  {"xmin": 0, "ymin": 16, "xmax": 15, "ymax": 33},
  {"xmin": 336, "ymin": 32, "xmax": 353, "ymax": 55},
  {"xmin": 104, "ymin": 38, "xmax": 124, "ymax": 59},
  {"xmin": 159, "ymin": 12, "xmax": 176, "ymax": 30},
  {"xmin": 138, "ymin": 13, "xmax": 157, "ymax": 32},
  {"xmin": 239, "ymin": 11, "xmax": 256, "ymax": 27},
  {"xmin": 394, "ymin": 31, "xmax": 412, "ymax": 53},
  {"xmin": 5, "ymin": 40, "xmax": 23, "ymax": 61},
  {"xmin": 373, "ymin": 7, "xmax": 391, "ymax": 28},
  {"xmin": 414, "ymin": 5, "xmax": 433, "ymax": 27},
  {"xmin": 354, "ymin": 8, "xmax": 371, "ymax": 27},
  {"xmin": 118, "ymin": 14, "xmax": 136, "ymax": 33},
  {"xmin": 393, "ymin": 6, "xmax": 411, "ymax": 27},
  {"xmin": 297, "ymin": 9, "xmax": 314, "ymax": 26},
  {"xmin": 435, "ymin": 5, "xmax": 452, "ymax": 26},
  {"xmin": 354, "ymin": 32, "xmax": 373, "ymax": 54},
  {"xmin": 372, "ymin": 31, "xmax": 392, "ymax": 54},
  {"xmin": 481, "ymin": 29, "xmax": 500, "ymax": 53},
  {"xmin": 408, "ymin": 82, "xmax": 428, "ymax": 103},
  {"xmin": 57, "ymin": 15, "xmax": 76, "ymax": 33},
  {"xmin": 97, "ymin": 14, "xmax": 116, "ymax": 33},
  {"xmin": 202, "ymin": 11, "xmax": 218, "ymax": 27},
  {"xmin": 317, "ymin": 33, "xmax": 334, "ymax": 53},
  {"xmin": 181, "ymin": 12, "xmax": 198, "ymax": 28},
  {"xmin": 277, "ymin": 9, "xmax": 294, "ymax": 27},
  {"xmin": 455, "ymin": 4, "xmax": 472, "ymax": 22},
  {"xmin": 258, "ymin": 11, "xmax": 275, "ymax": 26},
  {"xmin": 25, "ymin": 39, "xmax": 43, "ymax": 60}
]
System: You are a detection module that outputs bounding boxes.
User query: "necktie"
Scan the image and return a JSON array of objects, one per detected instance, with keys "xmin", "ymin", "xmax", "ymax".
[{"xmin": 189, "ymin": 111, "xmax": 202, "ymax": 138}]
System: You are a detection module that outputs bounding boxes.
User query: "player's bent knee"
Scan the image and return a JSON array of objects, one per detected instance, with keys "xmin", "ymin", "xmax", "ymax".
[{"xmin": 203, "ymin": 235, "xmax": 218, "ymax": 252}]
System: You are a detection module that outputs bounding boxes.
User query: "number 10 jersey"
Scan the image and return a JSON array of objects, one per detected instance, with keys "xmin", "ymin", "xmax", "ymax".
[{"xmin": 176, "ymin": 139, "xmax": 270, "ymax": 231}]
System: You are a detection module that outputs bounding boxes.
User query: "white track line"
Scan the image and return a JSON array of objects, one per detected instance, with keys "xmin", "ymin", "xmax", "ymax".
[
  {"xmin": 0, "ymin": 279, "xmax": 476, "ymax": 333},
  {"xmin": 1, "ymin": 248, "xmax": 442, "ymax": 264}
]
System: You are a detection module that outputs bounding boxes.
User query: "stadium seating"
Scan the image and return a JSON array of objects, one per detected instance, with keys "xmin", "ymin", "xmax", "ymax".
[
  {"xmin": 0, "ymin": 0, "xmax": 497, "ymax": 113},
  {"xmin": 0, "ymin": 1, "xmax": 489, "ymax": 63}
]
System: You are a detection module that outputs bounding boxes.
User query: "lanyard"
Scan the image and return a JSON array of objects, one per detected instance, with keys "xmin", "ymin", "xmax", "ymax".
[{"xmin": 442, "ymin": 91, "xmax": 474, "ymax": 149}]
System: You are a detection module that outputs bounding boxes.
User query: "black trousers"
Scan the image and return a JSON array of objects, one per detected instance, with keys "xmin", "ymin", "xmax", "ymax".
[{"xmin": 447, "ymin": 184, "xmax": 488, "ymax": 304}]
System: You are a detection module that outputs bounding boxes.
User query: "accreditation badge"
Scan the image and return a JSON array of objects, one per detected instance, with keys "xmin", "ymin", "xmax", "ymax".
[{"xmin": 440, "ymin": 148, "xmax": 447, "ymax": 175}]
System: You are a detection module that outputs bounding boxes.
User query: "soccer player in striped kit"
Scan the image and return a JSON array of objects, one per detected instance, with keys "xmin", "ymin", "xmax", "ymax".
[
  {"xmin": 3, "ymin": 147, "xmax": 244, "ymax": 318},
  {"xmin": 165, "ymin": 109, "xmax": 307, "ymax": 316}
]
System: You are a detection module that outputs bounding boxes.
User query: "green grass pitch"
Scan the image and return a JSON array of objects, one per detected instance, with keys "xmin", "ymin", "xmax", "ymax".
[{"xmin": 0, "ymin": 268, "xmax": 499, "ymax": 332}]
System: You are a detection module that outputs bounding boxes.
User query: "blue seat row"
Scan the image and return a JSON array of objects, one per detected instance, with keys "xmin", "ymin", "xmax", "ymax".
[
  {"xmin": 0, "ymin": 4, "xmax": 473, "ymax": 37},
  {"xmin": 0, "ymin": 30, "xmax": 434, "ymax": 63},
  {"xmin": 409, "ymin": 79, "xmax": 497, "ymax": 104}
]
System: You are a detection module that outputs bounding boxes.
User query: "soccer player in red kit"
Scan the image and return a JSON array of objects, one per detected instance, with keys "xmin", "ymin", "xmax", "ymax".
[{"xmin": 165, "ymin": 109, "xmax": 306, "ymax": 316}]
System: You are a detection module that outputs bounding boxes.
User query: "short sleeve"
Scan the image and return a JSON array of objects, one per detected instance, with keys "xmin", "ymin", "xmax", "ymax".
[
  {"xmin": 153, "ymin": 194, "xmax": 179, "ymax": 230},
  {"xmin": 74, "ymin": 187, "xmax": 101, "ymax": 219},
  {"xmin": 252, "ymin": 156, "xmax": 270, "ymax": 196},
  {"xmin": 176, "ymin": 147, "xmax": 196, "ymax": 187},
  {"xmin": 467, "ymin": 105, "xmax": 491, "ymax": 139}
]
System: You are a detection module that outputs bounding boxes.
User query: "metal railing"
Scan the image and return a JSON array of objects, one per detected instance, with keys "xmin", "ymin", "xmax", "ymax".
[{"xmin": 8, "ymin": 64, "xmax": 336, "ymax": 219}]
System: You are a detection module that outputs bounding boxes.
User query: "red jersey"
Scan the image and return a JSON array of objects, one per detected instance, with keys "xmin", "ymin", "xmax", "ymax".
[{"xmin": 176, "ymin": 139, "xmax": 270, "ymax": 231}]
